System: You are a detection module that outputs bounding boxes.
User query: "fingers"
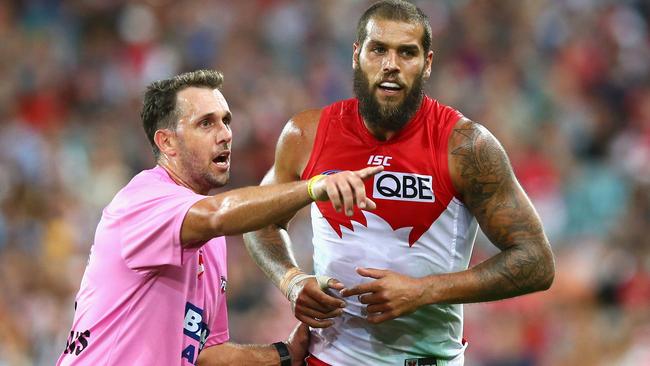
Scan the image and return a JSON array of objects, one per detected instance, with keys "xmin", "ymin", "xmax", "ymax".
[
  {"xmin": 317, "ymin": 166, "xmax": 381, "ymax": 214},
  {"xmin": 295, "ymin": 293, "xmax": 342, "ymax": 314},
  {"xmin": 294, "ymin": 303, "xmax": 343, "ymax": 320},
  {"xmin": 339, "ymin": 268, "xmax": 387, "ymax": 297},
  {"xmin": 356, "ymin": 267, "xmax": 387, "ymax": 279},
  {"xmin": 323, "ymin": 173, "xmax": 360, "ymax": 216},
  {"xmin": 364, "ymin": 197, "xmax": 377, "ymax": 210},
  {"xmin": 307, "ymin": 284, "xmax": 347, "ymax": 309},
  {"xmin": 325, "ymin": 181, "xmax": 344, "ymax": 213},
  {"xmin": 327, "ymin": 278, "xmax": 345, "ymax": 291},
  {"xmin": 366, "ymin": 312, "xmax": 396, "ymax": 324},
  {"xmin": 334, "ymin": 178, "xmax": 355, "ymax": 216},
  {"xmin": 296, "ymin": 313, "xmax": 335, "ymax": 328},
  {"xmin": 356, "ymin": 165, "xmax": 384, "ymax": 179},
  {"xmin": 340, "ymin": 281, "xmax": 376, "ymax": 297},
  {"xmin": 357, "ymin": 293, "xmax": 384, "ymax": 305},
  {"xmin": 366, "ymin": 303, "xmax": 391, "ymax": 314},
  {"xmin": 291, "ymin": 278, "xmax": 346, "ymax": 328}
]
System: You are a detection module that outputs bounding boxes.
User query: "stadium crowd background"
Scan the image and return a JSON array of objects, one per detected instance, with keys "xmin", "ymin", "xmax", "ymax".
[{"xmin": 0, "ymin": 0, "xmax": 648, "ymax": 365}]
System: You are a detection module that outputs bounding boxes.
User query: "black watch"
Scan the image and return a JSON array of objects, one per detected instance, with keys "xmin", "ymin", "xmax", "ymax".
[{"xmin": 272, "ymin": 341, "xmax": 292, "ymax": 366}]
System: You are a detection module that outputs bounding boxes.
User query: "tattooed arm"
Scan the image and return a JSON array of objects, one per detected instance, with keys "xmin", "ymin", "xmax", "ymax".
[
  {"xmin": 341, "ymin": 118, "xmax": 554, "ymax": 323},
  {"xmin": 438, "ymin": 118, "xmax": 555, "ymax": 302}
]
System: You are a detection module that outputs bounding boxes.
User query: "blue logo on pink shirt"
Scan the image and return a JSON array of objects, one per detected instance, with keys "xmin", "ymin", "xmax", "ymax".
[{"xmin": 182, "ymin": 302, "xmax": 210, "ymax": 364}]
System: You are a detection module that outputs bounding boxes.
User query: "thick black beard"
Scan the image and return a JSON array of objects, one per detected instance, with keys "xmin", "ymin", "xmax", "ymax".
[{"xmin": 353, "ymin": 65, "xmax": 425, "ymax": 133}]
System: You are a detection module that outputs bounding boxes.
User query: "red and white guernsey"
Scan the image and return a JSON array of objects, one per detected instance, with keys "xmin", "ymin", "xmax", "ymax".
[{"xmin": 301, "ymin": 97, "xmax": 478, "ymax": 365}]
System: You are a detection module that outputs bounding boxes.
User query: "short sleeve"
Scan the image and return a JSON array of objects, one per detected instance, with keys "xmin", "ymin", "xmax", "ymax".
[
  {"xmin": 203, "ymin": 299, "xmax": 229, "ymax": 348},
  {"xmin": 203, "ymin": 238, "xmax": 229, "ymax": 348},
  {"xmin": 118, "ymin": 184, "xmax": 206, "ymax": 270}
]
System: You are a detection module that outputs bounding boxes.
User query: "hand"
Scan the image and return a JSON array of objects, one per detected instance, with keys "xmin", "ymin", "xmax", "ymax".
[
  {"xmin": 311, "ymin": 166, "xmax": 383, "ymax": 216},
  {"xmin": 289, "ymin": 276, "xmax": 346, "ymax": 328},
  {"xmin": 340, "ymin": 268, "xmax": 426, "ymax": 324},
  {"xmin": 286, "ymin": 322, "xmax": 310, "ymax": 366}
]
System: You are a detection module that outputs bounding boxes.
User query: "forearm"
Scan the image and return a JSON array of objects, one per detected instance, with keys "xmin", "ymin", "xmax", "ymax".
[
  {"xmin": 423, "ymin": 241, "xmax": 554, "ymax": 304},
  {"xmin": 196, "ymin": 342, "xmax": 280, "ymax": 366},
  {"xmin": 243, "ymin": 226, "xmax": 299, "ymax": 287},
  {"xmin": 185, "ymin": 180, "xmax": 311, "ymax": 243}
]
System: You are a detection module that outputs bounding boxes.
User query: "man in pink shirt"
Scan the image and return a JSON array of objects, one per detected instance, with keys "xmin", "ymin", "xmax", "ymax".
[{"xmin": 57, "ymin": 70, "xmax": 381, "ymax": 366}]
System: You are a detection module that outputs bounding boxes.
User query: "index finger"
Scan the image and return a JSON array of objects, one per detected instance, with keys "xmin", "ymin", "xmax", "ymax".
[
  {"xmin": 355, "ymin": 165, "xmax": 384, "ymax": 180},
  {"xmin": 339, "ymin": 281, "xmax": 378, "ymax": 297},
  {"xmin": 304, "ymin": 284, "xmax": 347, "ymax": 309}
]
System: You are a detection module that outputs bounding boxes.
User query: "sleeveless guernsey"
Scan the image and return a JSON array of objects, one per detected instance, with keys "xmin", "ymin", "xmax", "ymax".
[{"xmin": 301, "ymin": 97, "xmax": 478, "ymax": 365}]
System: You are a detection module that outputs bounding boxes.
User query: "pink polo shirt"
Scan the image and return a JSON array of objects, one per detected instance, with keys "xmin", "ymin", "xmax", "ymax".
[{"xmin": 57, "ymin": 166, "xmax": 229, "ymax": 365}]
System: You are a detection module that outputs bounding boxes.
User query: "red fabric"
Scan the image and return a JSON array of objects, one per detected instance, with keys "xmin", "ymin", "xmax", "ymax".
[
  {"xmin": 301, "ymin": 97, "xmax": 463, "ymax": 245},
  {"xmin": 305, "ymin": 354, "xmax": 331, "ymax": 366}
]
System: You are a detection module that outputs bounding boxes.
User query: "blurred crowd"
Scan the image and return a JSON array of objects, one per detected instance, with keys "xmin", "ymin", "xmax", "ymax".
[{"xmin": 0, "ymin": 0, "xmax": 649, "ymax": 365}]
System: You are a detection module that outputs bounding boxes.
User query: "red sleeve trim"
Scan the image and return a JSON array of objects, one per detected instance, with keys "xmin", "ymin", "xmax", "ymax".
[{"xmin": 438, "ymin": 107, "xmax": 463, "ymax": 201}]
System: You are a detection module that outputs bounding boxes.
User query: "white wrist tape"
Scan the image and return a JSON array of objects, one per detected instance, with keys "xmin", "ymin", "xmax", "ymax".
[
  {"xmin": 316, "ymin": 275, "xmax": 332, "ymax": 290},
  {"xmin": 286, "ymin": 274, "xmax": 315, "ymax": 301}
]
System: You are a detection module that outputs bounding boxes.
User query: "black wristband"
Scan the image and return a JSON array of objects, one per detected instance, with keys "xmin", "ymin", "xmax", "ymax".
[{"xmin": 272, "ymin": 341, "xmax": 291, "ymax": 366}]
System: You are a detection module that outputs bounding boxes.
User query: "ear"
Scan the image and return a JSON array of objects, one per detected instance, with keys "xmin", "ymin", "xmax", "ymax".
[
  {"xmin": 423, "ymin": 50, "xmax": 434, "ymax": 80},
  {"xmin": 352, "ymin": 42, "xmax": 361, "ymax": 69},
  {"xmin": 154, "ymin": 129, "xmax": 177, "ymax": 157}
]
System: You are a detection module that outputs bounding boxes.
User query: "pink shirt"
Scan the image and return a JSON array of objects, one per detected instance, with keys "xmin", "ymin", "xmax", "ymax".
[{"xmin": 57, "ymin": 166, "xmax": 229, "ymax": 366}]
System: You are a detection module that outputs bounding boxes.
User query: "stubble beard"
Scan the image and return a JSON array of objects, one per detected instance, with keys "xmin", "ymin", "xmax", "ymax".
[
  {"xmin": 177, "ymin": 142, "xmax": 229, "ymax": 193},
  {"xmin": 353, "ymin": 64, "xmax": 425, "ymax": 132}
]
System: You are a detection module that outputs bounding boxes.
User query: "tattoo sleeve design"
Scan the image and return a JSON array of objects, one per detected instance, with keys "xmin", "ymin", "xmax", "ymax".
[{"xmin": 451, "ymin": 123, "xmax": 554, "ymax": 298}]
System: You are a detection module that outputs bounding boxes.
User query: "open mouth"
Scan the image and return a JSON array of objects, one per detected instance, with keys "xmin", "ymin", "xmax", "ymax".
[
  {"xmin": 378, "ymin": 81, "xmax": 403, "ymax": 92},
  {"xmin": 212, "ymin": 151, "xmax": 230, "ymax": 167}
]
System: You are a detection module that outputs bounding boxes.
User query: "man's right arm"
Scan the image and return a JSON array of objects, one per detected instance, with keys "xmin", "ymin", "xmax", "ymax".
[
  {"xmin": 180, "ymin": 108, "xmax": 380, "ymax": 248},
  {"xmin": 243, "ymin": 110, "xmax": 349, "ymax": 328},
  {"xmin": 196, "ymin": 323, "xmax": 309, "ymax": 366}
]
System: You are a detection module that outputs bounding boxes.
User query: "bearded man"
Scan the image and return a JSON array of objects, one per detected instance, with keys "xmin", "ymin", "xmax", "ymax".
[{"xmin": 244, "ymin": 1, "xmax": 555, "ymax": 365}]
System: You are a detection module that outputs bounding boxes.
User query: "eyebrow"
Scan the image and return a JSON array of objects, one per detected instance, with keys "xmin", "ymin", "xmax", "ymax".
[
  {"xmin": 194, "ymin": 111, "xmax": 232, "ymax": 123},
  {"xmin": 367, "ymin": 39, "xmax": 420, "ymax": 52},
  {"xmin": 398, "ymin": 44, "xmax": 420, "ymax": 54}
]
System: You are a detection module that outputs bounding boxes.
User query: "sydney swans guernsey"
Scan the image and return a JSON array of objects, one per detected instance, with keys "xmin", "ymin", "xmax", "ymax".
[{"xmin": 301, "ymin": 97, "xmax": 478, "ymax": 365}]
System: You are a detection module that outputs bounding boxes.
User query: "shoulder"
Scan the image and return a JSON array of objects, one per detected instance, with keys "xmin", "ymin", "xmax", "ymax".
[
  {"xmin": 278, "ymin": 108, "xmax": 322, "ymax": 147},
  {"xmin": 270, "ymin": 108, "xmax": 323, "ymax": 181},
  {"xmin": 447, "ymin": 118, "xmax": 514, "ymax": 203},
  {"xmin": 115, "ymin": 168, "xmax": 195, "ymax": 205},
  {"xmin": 448, "ymin": 118, "xmax": 497, "ymax": 153}
]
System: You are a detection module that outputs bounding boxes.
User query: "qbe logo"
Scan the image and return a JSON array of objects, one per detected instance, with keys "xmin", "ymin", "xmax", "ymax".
[{"xmin": 373, "ymin": 171, "xmax": 435, "ymax": 203}]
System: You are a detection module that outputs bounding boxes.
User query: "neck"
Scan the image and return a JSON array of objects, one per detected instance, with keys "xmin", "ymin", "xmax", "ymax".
[
  {"xmin": 358, "ymin": 94, "xmax": 425, "ymax": 142},
  {"xmin": 362, "ymin": 121, "xmax": 399, "ymax": 141},
  {"xmin": 158, "ymin": 157, "xmax": 206, "ymax": 195}
]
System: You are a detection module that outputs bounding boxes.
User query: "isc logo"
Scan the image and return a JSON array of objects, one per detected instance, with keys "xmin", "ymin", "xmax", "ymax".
[
  {"xmin": 373, "ymin": 171, "xmax": 435, "ymax": 202},
  {"xmin": 367, "ymin": 154, "xmax": 392, "ymax": 166}
]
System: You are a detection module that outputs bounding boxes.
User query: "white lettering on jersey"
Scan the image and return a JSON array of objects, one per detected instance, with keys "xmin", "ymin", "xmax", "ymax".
[
  {"xmin": 184, "ymin": 308, "xmax": 202, "ymax": 336},
  {"xmin": 367, "ymin": 155, "xmax": 392, "ymax": 166},
  {"xmin": 372, "ymin": 171, "xmax": 435, "ymax": 202}
]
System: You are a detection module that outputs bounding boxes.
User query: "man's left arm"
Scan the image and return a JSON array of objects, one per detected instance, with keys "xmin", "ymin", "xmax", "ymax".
[
  {"xmin": 341, "ymin": 118, "xmax": 555, "ymax": 323},
  {"xmin": 196, "ymin": 323, "xmax": 309, "ymax": 366}
]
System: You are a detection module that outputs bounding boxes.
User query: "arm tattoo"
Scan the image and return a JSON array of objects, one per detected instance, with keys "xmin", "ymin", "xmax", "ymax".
[
  {"xmin": 451, "ymin": 124, "xmax": 554, "ymax": 297},
  {"xmin": 243, "ymin": 227, "xmax": 298, "ymax": 286}
]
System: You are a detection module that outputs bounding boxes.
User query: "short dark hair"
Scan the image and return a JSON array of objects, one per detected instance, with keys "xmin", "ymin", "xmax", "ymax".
[
  {"xmin": 141, "ymin": 69, "xmax": 224, "ymax": 159},
  {"xmin": 356, "ymin": 0, "xmax": 432, "ymax": 53}
]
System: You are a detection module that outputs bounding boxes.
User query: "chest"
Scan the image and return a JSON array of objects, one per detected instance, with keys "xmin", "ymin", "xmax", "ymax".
[{"xmin": 311, "ymin": 129, "xmax": 454, "ymax": 246}]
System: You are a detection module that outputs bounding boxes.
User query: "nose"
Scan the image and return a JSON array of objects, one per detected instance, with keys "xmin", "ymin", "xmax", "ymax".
[
  {"xmin": 217, "ymin": 121, "xmax": 232, "ymax": 145},
  {"xmin": 382, "ymin": 50, "xmax": 400, "ymax": 73}
]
